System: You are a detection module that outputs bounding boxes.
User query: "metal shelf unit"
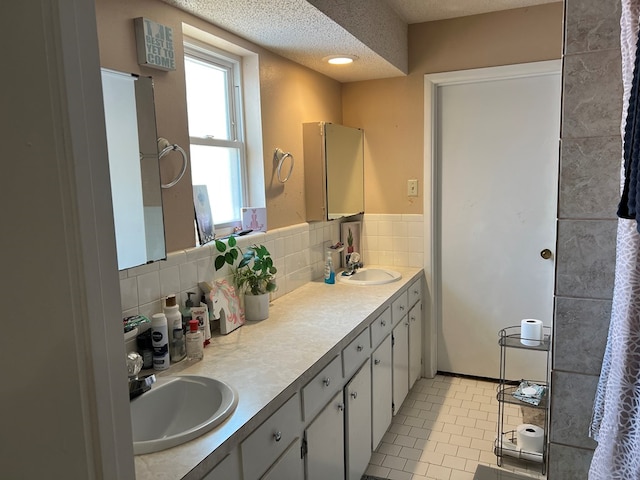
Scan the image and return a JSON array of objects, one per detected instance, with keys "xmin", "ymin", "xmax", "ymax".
[{"xmin": 495, "ymin": 325, "xmax": 551, "ymax": 474}]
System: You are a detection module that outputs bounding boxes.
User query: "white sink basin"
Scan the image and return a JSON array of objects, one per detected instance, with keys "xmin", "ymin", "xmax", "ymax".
[
  {"xmin": 338, "ymin": 268, "xmax": 402, "ymax": 285},
  {"xmin": 130, "ymin": 375, "xmax": 238, "ymax": 455}
]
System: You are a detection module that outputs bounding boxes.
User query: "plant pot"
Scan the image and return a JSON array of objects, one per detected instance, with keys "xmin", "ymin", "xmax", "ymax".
[{"xmin": 243, "ymin": 293, "xmax": 270, "ymax": 321}]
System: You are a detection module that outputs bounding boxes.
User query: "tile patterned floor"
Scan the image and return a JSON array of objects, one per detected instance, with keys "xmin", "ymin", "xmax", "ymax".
[{"xmin": 364, "ymin": 375, "xmax": 547, "ymax": 480}]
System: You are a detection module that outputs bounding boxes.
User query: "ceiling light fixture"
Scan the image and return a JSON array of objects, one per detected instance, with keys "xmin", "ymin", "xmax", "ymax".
[{"xmin": 323, "ymin": 55, "xmax": 357, "ymax": 65}]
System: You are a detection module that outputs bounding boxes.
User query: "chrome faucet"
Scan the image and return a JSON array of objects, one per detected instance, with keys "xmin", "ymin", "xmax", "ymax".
[
  {"xmin": 127, "ymin": 352, "xmax": 156, "ymax": 400},
  {"xmin": 345, "ymin": 252, "xmax": 363, "ymax": 276}
]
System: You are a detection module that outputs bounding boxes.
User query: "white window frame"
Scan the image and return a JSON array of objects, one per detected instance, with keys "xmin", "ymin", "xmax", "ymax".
[{"xmin": 184, "ymin": 40, "xmax": 249, "ymax": 232}]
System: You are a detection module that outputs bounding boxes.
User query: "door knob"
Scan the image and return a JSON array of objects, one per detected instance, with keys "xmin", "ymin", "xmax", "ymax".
[{"xmin": 540, "ymin": 248, "xmax": 552, "ymax": 260}]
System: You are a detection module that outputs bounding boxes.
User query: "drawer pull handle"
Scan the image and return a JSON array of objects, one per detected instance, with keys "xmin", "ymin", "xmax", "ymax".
[
  {"xmin": 414, "ymin": 290, "xmax": 419, "ymax": 295},
  {"xmin": 323, "ymin": 378, "xmax": 330, "ymax": 387},
  {"xmin": 351, "ymin": 391, "xmax": 358, "ymax": 399},
  {"xmin": 404, "ymin": 322, "xmax": 409, "ymax": 327},
  {"xmin": 356, "ymin": 345, "xmax": 363, "ymax": 352},
  {"xmin": 337, "ymin": 403, "xmax": 344, "ymax": 412},
  {"xmin": 399, "ymin": 305, "xmax": 405, "ymax": 311},
  {"xmin": 374, "ymin": 359, "xmax": 381, "ymax": 365},
  {"xmin": 274, "ymin": 431, "xmax": 282, "ymax": 442},
  {"xmin": 381, "ymin": 320, "xmax": 386, "ymax": 327},
  {"xmin": 410, "ymin": 316, "xmax": 415, "ymax": 322}
]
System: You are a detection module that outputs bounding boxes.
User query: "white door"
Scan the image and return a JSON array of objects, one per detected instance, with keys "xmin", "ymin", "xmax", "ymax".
[
  {"xmin": 392, "ymin": 320, "xmax": 409, "ymax": 413},
  {"xmin": 305, "ymin": 391, "xmax": 344, "ymax": 480},
  {"xmin": 371, "ymin": 335, "xmax": 392, "ymax": 450},
  {"xmin": 432, "ymin": 62, "xmax": 560, "ymax": 380},
  {"xmin": 345, "ymin": 359, "xmax": 372, "ymax": 480}
]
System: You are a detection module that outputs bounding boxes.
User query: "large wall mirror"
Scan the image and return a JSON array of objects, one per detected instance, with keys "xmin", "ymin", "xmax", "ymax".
[
  {"xmin": 303, "ymin": 122, "xmax": 364, "ymax": 221},
  {"xmin": 101, "ymin": 69, "xmax": 166, "ymax": 270}
]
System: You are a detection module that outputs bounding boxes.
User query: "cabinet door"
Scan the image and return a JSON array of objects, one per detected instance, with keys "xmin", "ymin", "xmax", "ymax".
[
  {"xmin": 305, "ymin": 391, "xmax": 344, "ymax": 480},
  {"xmin": 262, "ymin": 438, "xmax": 304, "ymax": 480},
  {"xmin": 371, "ymin": 335, "xmax": 392, "ymax": 450},
  {"xmin": 392, "ymin": 320, "xmax": 409, "ymax": 415},
  {"xmin": 202, "ymin": 449, "xmax": 241, "ymax": 480},
  {"xmin": 409, "ymin": 300, "xmax": 422, "ymax": 389},
  {"xmin": 345, "ymin": 358, "xmax": 372, "ymax": 480}
]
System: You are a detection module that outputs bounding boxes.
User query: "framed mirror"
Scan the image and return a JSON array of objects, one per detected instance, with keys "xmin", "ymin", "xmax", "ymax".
[{"xmin": 101, "ymin": 68, "xmax": 166, "ymax": 270}]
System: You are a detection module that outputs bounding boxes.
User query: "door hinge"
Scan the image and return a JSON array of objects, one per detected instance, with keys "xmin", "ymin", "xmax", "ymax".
[
  {"xmin": 301, "ymin": 436, "xmax": 308, "ymax": 459},
  {"xmin": 392, "ymin": 402, "xmax": 396, "ymax": 415},
  {"xmin": 392, "ymin": 334, "xmax": 395, "ymax": 347}
]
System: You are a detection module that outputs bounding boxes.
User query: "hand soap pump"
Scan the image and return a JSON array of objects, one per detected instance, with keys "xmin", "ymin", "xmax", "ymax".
[
  {"xmin": 164, "ymin": 294, "xmax": 186, "ymax": 363},
  {"xmin": 324, "ymin": 250, "xmax": 335, "ymax": 284}
]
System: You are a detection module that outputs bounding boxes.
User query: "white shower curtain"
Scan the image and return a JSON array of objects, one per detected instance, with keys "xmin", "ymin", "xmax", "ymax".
[{"xmin": 589, "ymin": 2, "xmax": 640, "ymax": 478}]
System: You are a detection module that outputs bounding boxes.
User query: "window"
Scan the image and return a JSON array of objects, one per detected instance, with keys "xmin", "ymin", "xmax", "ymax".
[{"xmin": 184, "ymin": 42, "xmax": 247, "ymax": 235}]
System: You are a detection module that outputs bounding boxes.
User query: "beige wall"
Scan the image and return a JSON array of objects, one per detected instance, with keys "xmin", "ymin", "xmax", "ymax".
[
  {"xmin": 95, "ymin": 1, "xmax": 562, "ymax": 250},
  {"xmin": 342, "ymin": 3, "xmax": 563, "ymax": 214},
  {"xmin": 95, "ymin": 0, "xmax": 342, "ymax": 252}
]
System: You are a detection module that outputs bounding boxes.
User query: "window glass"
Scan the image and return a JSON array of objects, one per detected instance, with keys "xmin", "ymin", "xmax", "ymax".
[
  {"xmin": 184, "ymin": 56, "xmax": 231, "ymax": 140},
  {"xmin": 190, "ymin": 144, "xmax": 242, "ymax": 225}
]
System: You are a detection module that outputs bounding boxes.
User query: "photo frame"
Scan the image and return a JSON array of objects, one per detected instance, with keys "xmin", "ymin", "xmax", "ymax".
[
  {"xmin": 193, "ymin": 185, "xmax": 214, "ymax": 245},
  {"xmin": 209, "ymin": 279, "xmax": 245, "ymax": 335},
  {"xmin": 340, "ymin": 220, "xmax": 362, "ymax": 268}
]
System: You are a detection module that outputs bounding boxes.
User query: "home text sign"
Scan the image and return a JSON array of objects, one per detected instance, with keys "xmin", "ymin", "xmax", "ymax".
[{"xmin": 134, "ymin": 17, "xmax": 176, "ymax": 71}]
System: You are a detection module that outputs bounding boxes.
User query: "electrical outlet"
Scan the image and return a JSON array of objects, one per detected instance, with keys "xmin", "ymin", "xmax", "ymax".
[{"xmin": 408, "ymin": 179, "xmax": 418, "ymax": 197}]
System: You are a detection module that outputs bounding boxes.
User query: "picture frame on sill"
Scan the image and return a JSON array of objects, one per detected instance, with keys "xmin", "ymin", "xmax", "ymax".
[
  {"xmin": 193, "ymin": 185, "xmax": 214, "ymax": 245},
  {"xmin": 340, "ymin": 220, "xmax": 362, "ymax": 268}
]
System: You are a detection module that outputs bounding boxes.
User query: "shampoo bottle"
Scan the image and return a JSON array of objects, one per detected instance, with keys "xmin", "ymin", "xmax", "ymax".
[
  {"xmin": 186, "ymin": 319, "xmax": 204, "ymax": 361},
  {"xmin": 324, "ymin": 251, "xmax": 335, "ymax": 284},
  {"xmin": 164, "ymin": 294, "xmax": 186, "ymax": 363},
  {"xmin": 151, "ymin": 313, "xmax": 170, "ymax": 370}
]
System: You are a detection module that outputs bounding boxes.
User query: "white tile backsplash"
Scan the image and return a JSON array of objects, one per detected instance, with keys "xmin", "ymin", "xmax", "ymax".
[{"xmin": 118, "ymin": 214, "xmax": 424, "ymax": 320}]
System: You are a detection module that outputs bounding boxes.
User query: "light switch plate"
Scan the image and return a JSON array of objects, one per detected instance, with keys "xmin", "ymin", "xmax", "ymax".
[{"xmin": 408, "ymin": 179, "xmax": 418, "ymax": 197}]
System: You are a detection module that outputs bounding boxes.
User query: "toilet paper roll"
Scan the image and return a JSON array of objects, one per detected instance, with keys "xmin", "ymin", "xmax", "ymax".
[
  {"xmin": 516, "ymin": 423, "xmax": 544, "ymax": 454},
  {"xmin": 521, "ymin": 319, "xmax": 543, "ymax": 346}
]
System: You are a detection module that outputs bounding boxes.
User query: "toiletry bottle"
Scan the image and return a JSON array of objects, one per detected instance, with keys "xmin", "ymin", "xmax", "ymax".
[
  {"xmin": 183, "ymin": 291, "xmax": 196, "ymax": 328},
  {"xmin": 151, "ymin": 313, "xmax": 170, "ymax": 370},
  {"xmin": 186, "ymin": 319, "xmax": 204, "ymax": 361},
  {"xmin": 135, "ymin": 329, "xmax": 153, "ymax": 369},
  {"xmin": 164, "ymin": 294, "xmax": 186, "ymax": 363},
  {"xmin": 324, "ymin": 250, "xmax": 335, "ymax": 284}
]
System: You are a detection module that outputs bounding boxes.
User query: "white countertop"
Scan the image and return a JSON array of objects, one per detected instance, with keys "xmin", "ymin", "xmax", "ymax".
[{"xmin": 134, "ymin": 266, "xmax": 422, "ymax": 480}]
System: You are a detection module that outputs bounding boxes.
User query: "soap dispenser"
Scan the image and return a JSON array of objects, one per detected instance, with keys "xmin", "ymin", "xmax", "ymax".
[{"xmin": 324, "ymin": 250, "xmax": 335, "ymax": 284}]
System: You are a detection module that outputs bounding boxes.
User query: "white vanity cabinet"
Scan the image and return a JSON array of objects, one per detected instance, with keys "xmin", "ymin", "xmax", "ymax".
[
  {"xmin": 345, "ymin": 358, "xmax": 372, "ymax": 480},
  {"xmin": 240, "ymin": 393, "xmax": 301, "ymax": 480},
  {"xmin": 371, "ymin": 334, "xmax": 392, "ymax": 450},
  {"xmin": 202, "ymin": 449, "xmax": 241, "ymax": 480},
  {"xmin": 392, "ymin": 318, "xmax": 410, "ymax": 414},
  {"xmin": 261, "ymin": 437, "xmax": 304, "ymax": 480},
  {"xmin": 305, "ymin": 390, "xmax": 345, "ymax": 480}
]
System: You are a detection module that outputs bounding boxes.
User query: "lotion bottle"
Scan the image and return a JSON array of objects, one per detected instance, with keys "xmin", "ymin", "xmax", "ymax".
[
  {"xmin": 164, "ymin": 294, "xmax": 186, "ymax": 363},
  {"xmin": 186, "ymin": 319, "xmax": 204, "ymax": 361},
  {"xmin": 151, "ymin": 313, "xmax": 170, "ymax": 370}
]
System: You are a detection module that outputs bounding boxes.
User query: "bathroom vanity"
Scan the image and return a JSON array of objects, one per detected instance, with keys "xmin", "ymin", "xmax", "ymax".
[{"xmin": 133, "ymin": 266, "xmax": 424, "ymax": 480}]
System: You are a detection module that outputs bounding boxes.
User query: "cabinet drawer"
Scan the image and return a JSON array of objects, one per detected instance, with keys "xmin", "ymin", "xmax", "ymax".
[
  {"xmin": 391, "ymin": 291, "xmax": 408, "ymax": 326},
  {"xmin": 241, "ymin": 393, "xmax": 301, "ymax": 480},
  {"xmin": 408, "ymin": 277, "xmax": 422, "ymax": 308},
  {"xmin": 302, "ymin": 355, "xmax": 342, "ymax": 422},
  {"xmin": 370, "ymin": 307, "xmax": 392, "ymax": 350},
  {"xmin": 343, "ymin": 328, "xmax": 371, "ymax": 379}
]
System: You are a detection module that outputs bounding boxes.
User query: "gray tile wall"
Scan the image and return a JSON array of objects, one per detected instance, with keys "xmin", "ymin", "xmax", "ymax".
[{"xmin": 550, "ymin": 0, "xmax": 622, "ymax": 477}]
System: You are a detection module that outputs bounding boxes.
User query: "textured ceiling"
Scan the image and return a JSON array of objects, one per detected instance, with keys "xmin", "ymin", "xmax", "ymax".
[{"xmin": 164, "ymin": 0, "xmax": 559, "ymax": 83}]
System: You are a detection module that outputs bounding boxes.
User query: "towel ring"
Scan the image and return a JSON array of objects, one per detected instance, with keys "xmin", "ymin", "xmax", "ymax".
[
  {"xmin": 274, "ymin": 147, "xmax": 294, "ymax": 183},
  {"xmin": 158, "ymin": 137, "xmax": 188, "ymax": 189}
]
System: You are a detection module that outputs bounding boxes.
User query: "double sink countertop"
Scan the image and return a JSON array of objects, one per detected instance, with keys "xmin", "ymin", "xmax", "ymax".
[{"xmin": 134, "ymin": 266, "xmax": 423, "ymax": 480}]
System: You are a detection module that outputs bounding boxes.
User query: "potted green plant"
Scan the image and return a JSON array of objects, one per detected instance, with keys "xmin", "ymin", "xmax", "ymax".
[{"xmin": 214, "ymin": 237, "xmax": 277, "ymax": 320}]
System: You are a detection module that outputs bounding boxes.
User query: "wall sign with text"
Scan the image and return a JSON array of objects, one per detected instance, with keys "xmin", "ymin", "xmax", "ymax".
[{"xmin": 134, "ymin": 17, "xmax": 176, "ymax": 71}]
